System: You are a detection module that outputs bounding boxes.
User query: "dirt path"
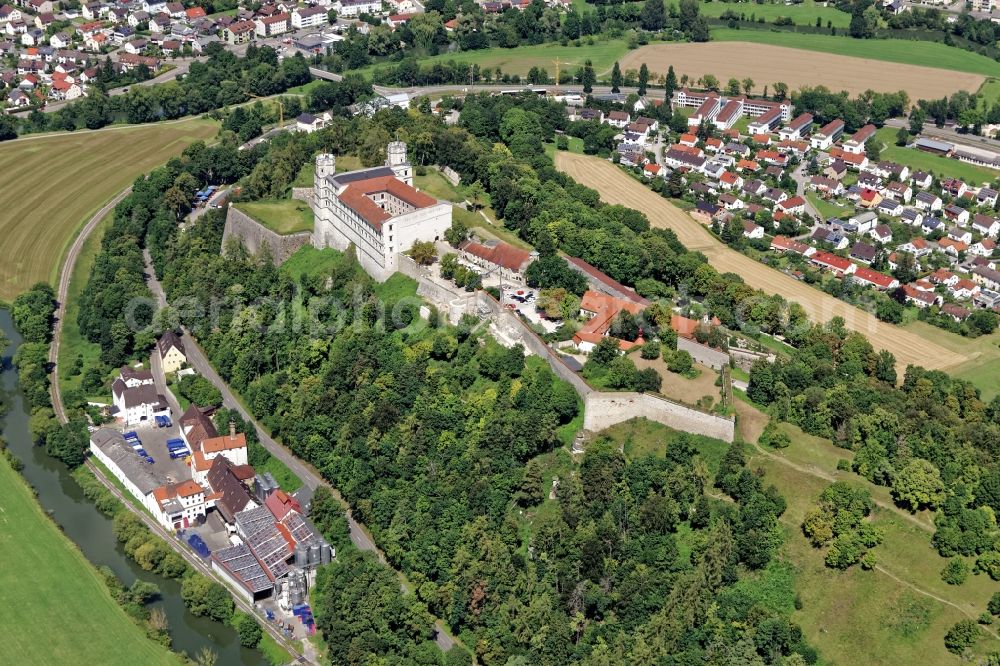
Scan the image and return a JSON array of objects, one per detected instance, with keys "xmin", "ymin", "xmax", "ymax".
[
  {"xmin": 874, "ymin": 564, "xmax": 999, "ymax": 640},
  {"xmin": 554, "ymin": 153, "xmax": 968, "ymax": 373}
]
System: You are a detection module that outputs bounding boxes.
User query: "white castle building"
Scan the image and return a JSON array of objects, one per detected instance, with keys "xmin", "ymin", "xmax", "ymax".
[{"xmin": 312, "ymin": 142, "xmax": 452, "ymax": 281}]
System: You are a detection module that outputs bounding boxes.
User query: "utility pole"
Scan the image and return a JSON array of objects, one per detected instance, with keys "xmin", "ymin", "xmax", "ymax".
[{"xmin": 552, "ymin": 59, "xmax": 562, "ymax": 97}]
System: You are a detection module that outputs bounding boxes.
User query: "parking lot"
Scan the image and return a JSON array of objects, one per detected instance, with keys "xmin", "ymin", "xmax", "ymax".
[
  {"xmin": 119, "ymin": 419, "xmax": 191, "ymax": 485},
  {"xmin": 500, "ymin": 287, "xmax": 561, "ymax": 333}
]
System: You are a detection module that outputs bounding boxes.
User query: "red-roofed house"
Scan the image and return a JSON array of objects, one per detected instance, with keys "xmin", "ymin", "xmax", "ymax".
[
  {"xmin": 851, "ymin": 266, "xmax": 898, "ymax": 290},
  {"xmin": 777, "ymin": 195, "xmax": 806, "ymax": 215},
  {"xmin": 811, "ymin": 251, "xmax": 856, "ymax": 275},
  {"xmin": 459, "ymin": 239, "xmax": 534, "ymax": 281},
  {"xmin": 573, "ymin": 290, "xmax": 647, "ymax": 352},
  {"xmin": 770, "ymin": 235, "xmax": 815, "ymax": 256}
]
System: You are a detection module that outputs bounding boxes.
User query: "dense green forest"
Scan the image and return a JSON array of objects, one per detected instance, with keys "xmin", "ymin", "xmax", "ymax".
[{"xmin": 68, "ymin": 96, "xmax": 816, "ymax": 662}]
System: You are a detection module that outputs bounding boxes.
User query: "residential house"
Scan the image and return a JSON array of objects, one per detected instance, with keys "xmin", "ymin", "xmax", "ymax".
[
  {"xmin": 851, "ymin": 266, "xmax": 899, "ymax": 290},
  {"xmin": 812, "ymin": 227, "xmax": 849, "ymax": 250},
  {"xmin": 742, "ymin": 221, "xmax": 764, "ymax": 239},
  {"xmin": 825, "ymin": 159, "xmax": 848, "ymax": 181},
  {"xmin": 152, "ymin": 480, "xmax": 208, "ymax": 530},
  {"xmin": 49, "ymin": 31, "xmax": 70, "ymax": 48},
  {"xmin": 165, "ymin": 1, "xmax": 185, "ymax": 18},
  {"xmin": 948, "ymin": 227, "xmax": 973, "ymax": 244},
  {"xmin": 884, "ymin": 181, "xmax": 912, "ymax": 203},
  {"xmin": 915, "ymin": 191, "xmax": 942, "ymax": 211},
  {"xmin": 157, "ymin": 331, "xmax": 186, "ymax": 373},
  {"xmin": 942, "ymin": 178, "xmax": 968, "ymax": 199},
  {"xmin": 972, "ymin": 266, "xmax": 1000, "ymax": 290},
  {"xmin": 938, "ymin": 237, "xmax": 968, "ymax": 257},
  {"xmin": 911, "ymin": 171, "xmax": 933, "ymax": 189},
  {"xmin": 849, "ymin": 211, "xmax": 879, "ymax": 233},
  {"xmin": 858, "ymin": 188, "xmax": 883, "ymax": 210},
  {"xmin": 332, "ymin": 0, "xmax": 382, "ymax": 17},
  {"xmin": 605, "ymin": 110, "xmax": 630, "ymax": 129},
  {"xmin": 876, "ymin": 199, "xmax": 903, "ymax": 218},
  {"xmin": 943, "ymin": 204, "xmax": 970, "ymax": 226},
  {"xmin": 972, "ymin": 214, "xmax": 1000, "ymax": 238},
  {"xmin": 811, "ymin": 250, "xmax": 856, "ymax": 275},
  {"xmin": 777, "ymin": 195, "xmax": 805, "ymax": 215},
  {"xmin": 573, "ymin": 290, "xmax": 647, "ymax": 352},
  {"xmin": 870, "ymin": 224, "xmax": 893, "ymax": 244},
  {"xmin": 977, "ymin": 187, "xmax": 998, "ymax": 208},
  {"xmin": 771, "ymin": 235, "xmax": 815, "ymax": 256},
  {"xmin": 971, "ymin": 239, "xmax": 997, "ymax": 258},
  {"xmin": 809, "ymin": 175, "xmax": 844, "ymax": 196},
  {"xmin": 850, "ymin": 241, "xmax": 878, "ymax": 264},
  {"xmin": 719, "ymin": 193, "xmax": 744, "ymax": 211},
  {"xmin": 902, "ymin": 284, "xmax": 942, "ymax": 308},
  {"xmin": 950, "ymin": 279, "xmax": 980, "ymax": 300}
]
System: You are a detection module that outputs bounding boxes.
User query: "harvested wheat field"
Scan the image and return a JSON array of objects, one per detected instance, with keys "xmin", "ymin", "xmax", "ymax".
[
  {"xmin": 555, "ymin": 152, "xmax": 969, "ymax": 372},
  {"xmin": 618, "ymin": 42, "xmax": 985, "ymax": 99}
]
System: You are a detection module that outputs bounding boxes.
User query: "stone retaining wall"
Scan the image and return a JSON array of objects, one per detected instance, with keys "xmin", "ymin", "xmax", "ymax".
[
  {"xmin": 583, "ymin": 392, "xmax": 735, "ymax": 442},
  {"xmin": 222, "ymin": 206, "xmax": 311, "ymax": 265}
]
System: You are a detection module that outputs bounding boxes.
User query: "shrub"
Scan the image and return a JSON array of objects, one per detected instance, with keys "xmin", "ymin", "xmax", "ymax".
[
  {"xmin": 640, "ymin": 340, "xmax": 661, "ymax": 360},
  {"xmin": 944, "ymin": 619, "xmax": 980, "ymax": 655},
  {"xmin": 941, "ymin": 558, "xmax": 969, "ymax": 585},
  {"xmin": 667, "ymin": 349, "xmax": 693, "ymax": 374},
  {"xmin": 989, "ymin": 591, "xmax": 1000, "ymax": 616},
  {"xmin": 836, "ymin": 459, "xmax": 850, "ymax": 471}
]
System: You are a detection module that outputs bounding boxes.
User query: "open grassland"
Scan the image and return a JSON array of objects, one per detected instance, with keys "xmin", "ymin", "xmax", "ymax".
[
  {"xmin": 0, "ymin": 458, "xmax": 176, "ymax": 666},
  {"xmin": 234, "ymin": 199, "xmax": 314, "ymax": 235},
  {"xmin": 0, "ymin": 118, "xmax": 219, "ymax": 301},
  {"xmin": 875, "ymin": 127, "xmax": 998, "ymax": 186},
  {"xmin": 619, "ymin": 41, "xmax": 986, "ymax": 99},
  {"xmin": 710, "ymin": 29, "xmax": 1000, "ymax": 77},
  {"xmin": 555, "ymin": 152, "xmax": 968, "ymax": 372},
  {"xmin": 734, "ymin": 398, "xmax": 1000, "ymax": 662},
  {"xmin": 700, "ymin": 0, "xmax": 851, "ymax": 27},
  {"xmin": 352, "ymin": 39, "xmax": 629, "ymax": 79}
]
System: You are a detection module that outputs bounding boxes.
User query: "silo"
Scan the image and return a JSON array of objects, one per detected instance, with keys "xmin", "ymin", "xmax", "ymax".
[
  {"xmin": 320, "ymin": 544, "xmax": 332, "ymax": 564},
  {"xmin": 308, "ymin": 544, "xmax": 321, "ymax": 566},
  {"xmin": 294, "ymin": 543, "xmax": 308, "ymax": 567}
]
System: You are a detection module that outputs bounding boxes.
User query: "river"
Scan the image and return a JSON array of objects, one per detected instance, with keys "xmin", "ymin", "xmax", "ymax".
[{"xmin": 0, "ymin": 309, "xmax": 266, "ymax": 666}]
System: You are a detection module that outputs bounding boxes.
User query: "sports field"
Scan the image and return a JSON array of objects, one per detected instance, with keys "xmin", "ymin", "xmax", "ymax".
[
  {"xmin": 555, "ymin": 153, "xmax": 969, "ymax": 372},
  {"xmin": 710, "ymin": 29, "xmax": 1000, "ymax": 77},
  {"xmin": 353, "ymin": 39, "xmax": 629, "ymax": 79},
  {"xmin": 0, "ymin": 458, "xmax": 176, "ymax": 665},
  {"xmin": 700, "ymin": 0, "xmax": 851, "ymax": 28},
  {"xmin": 619, "ymin": 41, "xmax": 986, "ymax": 99},
  {"xmin": 234, "ymin": 199, "xmax": 314, "ymax": 235},
  {"xmin": 0, "ymin": 117, "xmax": 219, "ymax": 301}
]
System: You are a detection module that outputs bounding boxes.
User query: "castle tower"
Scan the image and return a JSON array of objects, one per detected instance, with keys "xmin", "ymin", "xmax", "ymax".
[
  {"xmin": 312, "ymin": 154, "xmax": 337, "ymax": 251},
  {"xmin": 385, "ymin": 141, "xmax": 412, "ymax": 186},
  {"xmin": 315, "ymin": 153, "xmax": 336, "ymax": 181}
]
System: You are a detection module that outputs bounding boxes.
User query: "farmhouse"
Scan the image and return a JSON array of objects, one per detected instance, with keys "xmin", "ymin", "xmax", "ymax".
[{"xmin": 312, "ymin": 143, "xmax": 452, "ymax": 281}]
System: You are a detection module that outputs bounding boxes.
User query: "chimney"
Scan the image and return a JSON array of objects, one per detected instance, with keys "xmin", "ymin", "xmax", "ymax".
[{"xmin": 229, "ymin": 421, "xmax": 236, "ymax": 439}]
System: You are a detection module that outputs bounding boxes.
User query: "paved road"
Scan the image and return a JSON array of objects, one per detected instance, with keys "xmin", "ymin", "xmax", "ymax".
[
  {"xmin": 791, "ymin": 161, "xmax": 823, "ymax": 221},
  {"xmin": 140, "ymin": 250, "xmax": 460, "ymax": 653},
  {"xmin": 48, "ymin": 187, "xmax": 132, "ymax": 422}
]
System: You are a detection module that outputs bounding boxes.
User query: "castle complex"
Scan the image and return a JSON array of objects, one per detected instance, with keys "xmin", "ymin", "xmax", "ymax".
[{"xmin": 312, "ymin": 142, "xmax": 452, "ymax": 281}]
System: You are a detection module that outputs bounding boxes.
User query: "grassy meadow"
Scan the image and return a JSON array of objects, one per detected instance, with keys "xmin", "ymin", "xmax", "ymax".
[
  {"xmin": 234, "ymin": 199, "xmax": 314, "ymax": 235},
  {"xmin": 0, "ymin": 458, "xmax": 176, "ymax": 665}
]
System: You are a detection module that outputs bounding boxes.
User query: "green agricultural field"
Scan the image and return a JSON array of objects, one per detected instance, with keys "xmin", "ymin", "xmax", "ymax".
[
  {"xmin": 876, "ymin": 128, "xmax": 997, "ymax": 186},
  {"xmin": 0, "ymin": 117, "xmax": 219, "ymax": 301},
  {"xmin": 701, "ymin": 0, "xmax": 851, "ymax": 28},
  {"xmin": 977, "ymin": 78, "xmax": 1000, "ymax": 111},
  {"xmin": 0, "ymin": 458, "xmax": 176, "ymax": 665},
  {"xmin": 234, "ymin": 199, "xmax": 314, "ymax": 235},
  {"xmin": 351, "ymin": 39, "xmax": 629, "ymax": 80},
  {"xmin": 710, "ymin": 28, "xmax": 1000, "ymax": 76},
  {"xmin": 903, "ymin": 320, "xmax": 1000, "ymax": 400}
]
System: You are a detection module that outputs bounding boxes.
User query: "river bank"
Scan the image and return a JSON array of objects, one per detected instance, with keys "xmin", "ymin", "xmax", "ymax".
[{"xmin": 0, "ymin": 308, "xmax": 266, "ymax": 665}]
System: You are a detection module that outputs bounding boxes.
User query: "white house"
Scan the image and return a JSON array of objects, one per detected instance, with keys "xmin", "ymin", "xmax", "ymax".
[
  {"xmin": 152, "ymin": 480, "xmax": 208, "ymax": 530},
  {"xmin": 292, "ymin": 5, "xmax": 327, "ymax": 29},
  {"xmin": 111, "ymin": 366, "xmax": 168, "ymax": 425},
  {"xmin": 332, "ymin": 0, "xmax": 381, "ymax": 17}
]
